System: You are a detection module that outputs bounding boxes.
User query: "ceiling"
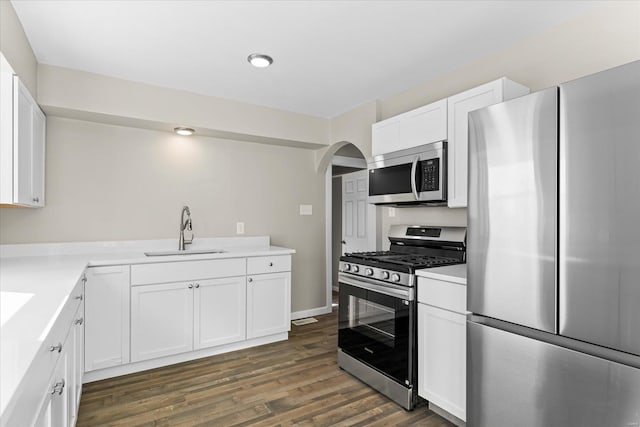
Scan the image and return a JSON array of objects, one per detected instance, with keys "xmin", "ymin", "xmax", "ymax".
[{"xmin": 12, "ymin": 1, "xmax": 606, "ymax": 118}]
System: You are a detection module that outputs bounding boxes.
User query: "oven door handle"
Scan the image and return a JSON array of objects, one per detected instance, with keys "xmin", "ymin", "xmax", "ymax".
[
  {"xmin": 410, "ymin": 155, "xmax": 420, "ymax": 200},
  {"xmin": 339, "ymin": 273, "xmax": 413, "ymax": 300}
]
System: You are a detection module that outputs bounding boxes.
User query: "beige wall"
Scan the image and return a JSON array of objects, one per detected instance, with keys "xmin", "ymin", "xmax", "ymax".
[
  {"xmin": 0, "ymin": 0, "xmax": 38, "ymax": 96},
  {"xmin": 381, "ymin": 1, "xmax": 640, "ymax": 119},
  {"xmin": 0, "ymin": 117, "xmax": 326, "ymax": 312},
  {"xmin": 38, "ymin": 64, "xmax": 330, "ymax": 149},
  {"xmin": 329, "ymin": 1, "xmax": 640, "ymax": 237}
]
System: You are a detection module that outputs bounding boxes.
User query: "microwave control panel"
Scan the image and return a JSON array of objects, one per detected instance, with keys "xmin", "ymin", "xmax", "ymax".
[{"xmin": 420, "ymin": 159, "xmax": 439, "ymax": 191}]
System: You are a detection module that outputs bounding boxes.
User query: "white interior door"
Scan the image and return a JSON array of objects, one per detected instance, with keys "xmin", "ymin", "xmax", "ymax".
[{"xmin": 342, "ymin": 169, "xmax": 375, "ymax": 255}]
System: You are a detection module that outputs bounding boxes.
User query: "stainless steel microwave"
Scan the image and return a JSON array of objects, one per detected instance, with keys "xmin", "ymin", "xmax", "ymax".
[{"xmin": 368, "ymin": 141, "xmax": 447, "ymax": 205}]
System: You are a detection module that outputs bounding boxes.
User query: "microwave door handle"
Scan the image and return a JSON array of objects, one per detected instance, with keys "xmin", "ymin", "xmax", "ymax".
[{"xmin": 410, "ymin": 155, "xmax": 420, "ymax": 200}]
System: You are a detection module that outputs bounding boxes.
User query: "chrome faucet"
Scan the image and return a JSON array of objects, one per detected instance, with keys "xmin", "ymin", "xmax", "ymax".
[{"xmin": 178, "ymin": 205, "xmax": 193, "ymax": 251}]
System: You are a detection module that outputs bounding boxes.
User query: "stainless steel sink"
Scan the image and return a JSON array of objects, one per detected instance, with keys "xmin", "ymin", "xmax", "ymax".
[{"xmin": 144, "ymin": 249, "xmax": 225, "ymax": 257}]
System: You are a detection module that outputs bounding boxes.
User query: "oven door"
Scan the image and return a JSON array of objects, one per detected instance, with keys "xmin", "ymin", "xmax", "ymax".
[
  {"xmin": 368, "ymin": 142, "xmax": 446, "ymax": 205},
  {"xmin": 338, "ymin": 274, "xmax": 414, "ymax": 386}
]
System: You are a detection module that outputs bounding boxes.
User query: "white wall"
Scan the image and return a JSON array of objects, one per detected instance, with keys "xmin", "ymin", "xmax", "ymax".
[{"xmin": 0, "ymin": 117, "xmax": 326, "ymax": 312}]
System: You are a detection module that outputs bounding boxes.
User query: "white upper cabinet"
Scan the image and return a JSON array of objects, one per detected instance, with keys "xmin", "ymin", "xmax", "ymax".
[
  {"xmin": 372, "ymin": 99, "xmax": 447, "ymax": 156},
  {"xmin": 447, "ymin": 78, "xmax": 529, "ymax": 208},
  {"xmin": 0, "ymin": 53, "xmax": 46, "ymax": 207}
]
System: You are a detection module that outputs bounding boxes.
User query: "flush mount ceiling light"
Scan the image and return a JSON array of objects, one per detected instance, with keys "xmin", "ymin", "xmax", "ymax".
[
  {"xmin": 247, "ymin": 53, "xmax": 273, "ymax": 68},
  {"xmin": 174, "ymin": 127, "xmax": 195, "ymax": 136}
]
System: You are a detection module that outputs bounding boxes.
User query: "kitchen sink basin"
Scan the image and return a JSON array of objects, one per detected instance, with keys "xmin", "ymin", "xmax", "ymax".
[{"xmin": 144, "ymin": 249, "xmax": 226, "ymax": 257}]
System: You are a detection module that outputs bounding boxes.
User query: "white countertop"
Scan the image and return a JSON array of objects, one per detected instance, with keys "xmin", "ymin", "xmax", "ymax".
[
  {"xmin": 0, "ymin": 236, "xmax": 294, "ymax": 418},
  {"xmin": 416, "ymin": 263, "xmax": 467, "ymax": 285}
]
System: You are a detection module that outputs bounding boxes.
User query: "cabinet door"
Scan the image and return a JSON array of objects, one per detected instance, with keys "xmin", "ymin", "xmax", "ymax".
[
  {"xmin": 85, "ymin": 266, "xmax": 131, "ymax": 372},
  {"xmin": 31, "ymin": 106, "xmax": 46, "ymax": 206},
  {"xmin": 246, "ymin": 272, "xmax": 291, "ymax": 339},
  {"xmin": 34, "ymin": 333, "xmax": 71, "ymax": 427},
  {"xmin": 194, "ymin": 276, "xmax": 246, "ymax": 350},
  {"xmin": 418, "ymin": 304, "xmax": 466, "ymax": 421},
  {"xmin": 399, "ymin": 98, "xmax": 447, "ymax": 151},
  {"xmin": 70, "ymin": 303, "xmax": 84, "ymax": 425},
  {"xmin": 131, "ymin": 282, "xmax": 194, "ymax": 362},
  {"xmin": 447, "ymin": 80, "xmax": 503, "ymax": 208},
  {"xmin": 14, "ymin": 77, "xmax": 34, "ymax": 206},
  {"xmin": 372, "ymin": 99, "xmax": 447, "ymax": 157},
  {"xmin": 372, "ymin": 118, "xmax": 400, "ymax": 156}
]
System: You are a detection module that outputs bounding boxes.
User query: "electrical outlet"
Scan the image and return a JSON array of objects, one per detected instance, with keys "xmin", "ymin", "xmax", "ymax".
[
  {"xmin": 236, "ymin": 222, "xmax": 245, "ymax": 235},
  {"xmin": 388, "ymin": 207, "xmax": 396, "ymax": 217},
  {"xmin": 299, "ymin": 204, "xmax": 313, "ymax": 215}
]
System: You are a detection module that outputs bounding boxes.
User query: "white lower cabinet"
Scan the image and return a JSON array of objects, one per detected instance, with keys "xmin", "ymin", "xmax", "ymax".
[
  {"xmin": 88, "ymin": 255, "xmax": 291, "ymax": 379},
  {"xmin": 131, "ymin": 276, "xmax": 248, "ymax": 361},
  {"xmin": 131, "ymin": 282, "xmax": 195, "ymax": 362},
  {"xmin": 84, "ymin": 266, "xmax": 130, "ymax": 372},
  {"xmin": 69, "ymin": 302, "xmax": 84, "ymax": 426},
  {"xmin": 418, "ymin": 304, "xmax": 466, "ymax": 421},
  {"xmin": 34, "ymin": 342, "xmax": 70, "ymax": 427},
  {"xmin": 417, "ymin": 273, "xmax": 467, "ymax": 422},
  {"xmin": 32, "ymin": 282, "xmax": 84, "ymax": 427},
  {"xmin": 194, "ymin": 276, "xmax": 246, "ymax": 350},
  {"xmin": 247, "ymin": 272, "xmax": 291, "ymax": 339}
]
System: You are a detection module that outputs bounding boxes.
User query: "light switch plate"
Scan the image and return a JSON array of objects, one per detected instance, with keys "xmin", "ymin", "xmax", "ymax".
[
  {"xmin": 299, "ymin": 204, "xmax": 313, "ymax": 215},
  {"xmin": 236, "ymin": 222, "xmax": 245, "ymax": 234}
]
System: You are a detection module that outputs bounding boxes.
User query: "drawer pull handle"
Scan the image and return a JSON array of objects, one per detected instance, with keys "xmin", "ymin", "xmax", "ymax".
[
  {"xmin": 269, "ymin": 262, "xmax": 274, "ymax": 267},
  {"xmin": 188, "ymin": 284, "xmax": 194, "ymax": 289},
  {"xmin": 74, "ymin": 318, "xmax": 84, "ymax": 325},
  {"xmin": 248, "ymin": 278, "xmax": 253, "ymax": 283},
  {"xmin": 75, "ymin": 294, "xmax": 83, "ymax": 301},
  {"xmin": 33, "ymin": 197, "xmax": 40, "ymax": 203},
  {"xmin": 51, "ymin": 379, "xmax": 65, "ymax": 395},
  {"xmin": 195, "ymin": 283, "xmax": 200, "ymax": 288},
  {"xmin": 49, "ymin": 343, "xmax": 62, "ymax": 353}
]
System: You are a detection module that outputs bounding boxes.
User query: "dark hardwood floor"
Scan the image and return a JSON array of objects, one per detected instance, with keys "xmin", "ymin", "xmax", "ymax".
[{"xmin": 77, "ymin": 309, "xmax": 454, "ymax": 426}]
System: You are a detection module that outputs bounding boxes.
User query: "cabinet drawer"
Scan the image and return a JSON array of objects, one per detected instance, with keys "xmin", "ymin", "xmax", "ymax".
[
  {"xmin": 417, "ymin": 276, "xmax": 466, "ymax": 314},
  {"xmin": 131, "ymin": 258, "xmax": 246, "ymax": 285},
  {"xmin": 247, "ymin": 255, "xmax": 291, "ymax": 275},
  {"xmin": 4, "ymin": 277, "xmax": 83, "ymax": 427}
]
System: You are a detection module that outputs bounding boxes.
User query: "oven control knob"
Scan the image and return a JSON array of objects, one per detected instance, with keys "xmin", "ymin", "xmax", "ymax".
[
  {"xmin": 391, "ymin": 273, "xmax": 401, "ymax": 282},
  {"xmin": 382, "ymin": 271, "xmax": 390, "ymax": 280},
  {"xmin": 352, "ymin": 265, "xmax": 359, "ymax": 273},
  {"xmin": 365, "ymin": 268, "xmax": 374, "ymax": 276},
  {"xmin": 344, "ymin": 264, "xmax": 351, "ymax": 271}
]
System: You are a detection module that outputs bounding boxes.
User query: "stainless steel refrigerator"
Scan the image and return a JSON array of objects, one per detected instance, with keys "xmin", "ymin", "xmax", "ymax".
[{"xmin": 466, "ymin": 60, "xmax": 640, "ymax": 427}]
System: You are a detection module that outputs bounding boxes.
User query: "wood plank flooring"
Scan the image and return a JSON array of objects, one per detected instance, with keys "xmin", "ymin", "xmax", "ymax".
[{"xmin": 77, "ymin": 310, "xmax": 454, "ymax": 426}]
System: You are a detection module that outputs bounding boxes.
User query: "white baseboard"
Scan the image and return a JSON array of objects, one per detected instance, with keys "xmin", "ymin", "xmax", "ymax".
[
  {"xmin": 83, "ymin": 332, "xmax": 288, "ymax": 383},
  {"xmin": 291, "ymin": 305, "xmax": 332, "ymax": 320}
]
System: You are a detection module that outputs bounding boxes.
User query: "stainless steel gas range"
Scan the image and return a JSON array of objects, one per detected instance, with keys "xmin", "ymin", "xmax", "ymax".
[{"xmin": 337, "ymin": 225, "xmax": 466, "ymax": 410}]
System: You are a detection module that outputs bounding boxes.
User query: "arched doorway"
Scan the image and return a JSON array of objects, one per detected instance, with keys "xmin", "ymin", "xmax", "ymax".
[{"xmin": 322, "ymin": 142, "xmax": 377, "ymax": 311}]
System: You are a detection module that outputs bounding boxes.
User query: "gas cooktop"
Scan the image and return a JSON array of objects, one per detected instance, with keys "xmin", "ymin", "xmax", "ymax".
[
  {"xmin": 339, "ymin": 225, "xmax": 466, "ymax": 281},
  {"xmin": 343, "ymin": 251, "xmax": 461, "ymax": 269}
]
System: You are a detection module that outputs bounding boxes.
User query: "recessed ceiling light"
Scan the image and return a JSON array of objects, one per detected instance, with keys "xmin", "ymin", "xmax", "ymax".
[
  {"xmin": 247, "ymin": 53, "xmax": 273, "ymax": 68},
  {"xmin": 174, "ymin": 127, "xmax": 195, "ymax": 136}
]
